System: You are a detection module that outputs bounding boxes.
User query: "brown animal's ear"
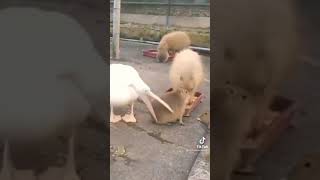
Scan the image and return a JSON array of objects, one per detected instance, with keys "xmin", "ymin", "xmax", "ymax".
[{"xmin": 180, "ymin": 76, "xmax": 184, "ymax": 81}]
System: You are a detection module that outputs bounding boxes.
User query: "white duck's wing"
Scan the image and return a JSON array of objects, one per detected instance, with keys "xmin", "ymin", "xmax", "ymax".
[
  {"xmin": 110, "ymin": 64, "xmax": 139, "ymax": 86},
  {"xmin": 111, "ymin": 64, "xmax": 150, "ymax": 90},
  {"xmin": 110, "ymin": 64, "xmax": 139, "ymax": 106}
]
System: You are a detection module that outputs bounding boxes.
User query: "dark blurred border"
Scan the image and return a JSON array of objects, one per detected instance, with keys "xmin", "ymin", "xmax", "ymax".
[
  {"xmin": 209, "ymin": 0, "xmax": 214, "ymax": 178},
  {"xmin": 0, "ymin": 0, "xmax": 110, "ymax": 179}
]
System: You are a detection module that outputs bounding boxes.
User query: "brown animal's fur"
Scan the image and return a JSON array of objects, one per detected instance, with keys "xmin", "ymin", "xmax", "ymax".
[
  {"xmin": 212, "ymin": 86, "xmax": 256, "ymax": 180},
  {"xmin": 169, "ymin": 49, "xmax": 204, "ymax": 103},
  {"xmin": 151, "ymin": 88, "xmax": 189, "ymax": 125},
  {"xmin": 157, "ymin": 31, "xmax": 191, "ymax": 62},
  {"xmin": 213, "ymin": 0, "xmax": 299, "ymax": 179}
]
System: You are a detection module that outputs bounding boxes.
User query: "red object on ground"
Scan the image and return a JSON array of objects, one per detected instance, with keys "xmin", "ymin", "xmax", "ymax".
[
  {"xmin": 166, "ymin": 88, "xmax": 204, "ymax": 117},
  {"xmin": 235, "ymin": 96, "xmax": 298, "ymax": 174},
  {"xmin": 142, "ymin": 49, "xmax": 175, "ymax": 61}
]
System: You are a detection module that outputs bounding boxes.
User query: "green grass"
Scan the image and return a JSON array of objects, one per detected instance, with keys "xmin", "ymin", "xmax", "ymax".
[{"xmin": 110, "ymin": 23, "xmax": 210, "ymax": 48}]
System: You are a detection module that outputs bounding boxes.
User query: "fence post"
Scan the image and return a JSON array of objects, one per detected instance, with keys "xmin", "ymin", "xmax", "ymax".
[
  {"xmin": 112, "ymin": 0, "xmax": 121, "ymax": 59},
  {"xmin": 166, "ymin": 0, "xmax": 171, "ymax": 30}
]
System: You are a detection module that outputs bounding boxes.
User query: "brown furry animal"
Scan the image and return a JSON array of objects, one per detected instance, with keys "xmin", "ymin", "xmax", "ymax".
[
  {"xmin": 213, "ymin": 0, "xmax": 299, "ymax": 179},
  {"xmin": 157, "ymin": 31, "xmax": 191, "ymax": 62},
  {"xmin": 169, "ymin": 48, "xmax": 204, "ymax": 104},
  {"xmin": 151, "ymin": 88, "xmax": 189, "ymax": 125}
]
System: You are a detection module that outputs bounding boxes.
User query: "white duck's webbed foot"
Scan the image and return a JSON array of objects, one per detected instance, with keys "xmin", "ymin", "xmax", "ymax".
[
  {"xmin": 0, "ymin": 140, "xmax": 13, "ymax": 180},
  {"xmin": 110, "ymin": 114, "xmax": 122, "ymax": 123},
  {"xmin": 122, "ymin": 113, "xmax": 137, "ymax": 123},
  {"xmin": 122, "ymin": 103, "xmax": 137, "ymax": 123},
  {"xmin": 110, "ymin": 106, "xmax": 122, "ymax": 123}
]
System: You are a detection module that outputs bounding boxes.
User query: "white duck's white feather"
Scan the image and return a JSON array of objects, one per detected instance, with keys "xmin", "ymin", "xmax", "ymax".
[{"xmin": 110, "ymin": 64, "xmax": 149, "ymax": 107}]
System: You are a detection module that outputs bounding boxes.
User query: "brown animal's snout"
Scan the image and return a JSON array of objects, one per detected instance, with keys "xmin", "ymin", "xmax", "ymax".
[
  {"xmin": 168, "ymin": 49, "xmax": 175, "ymax": 56},
  {"xmin": 178, "ymin": 85, "xmax": 192, "ymax": 92},
  {"xmin": 157, "ymin": 51, "xmax": 169, "ymax": 63},
  {"xmin": 179, "ymin": 76, "xmax": 195, "ymax": 90},
  {"xmin": 186, "ymin": 82, "xmax": 195, "ymax": 92},
  {"xmin": 180, "ymin": 88, "xmax": 189, "ymax": 95}
]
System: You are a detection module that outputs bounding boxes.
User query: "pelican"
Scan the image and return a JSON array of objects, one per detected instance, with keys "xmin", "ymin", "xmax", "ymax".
[
  {"xmin": 0, "ymin": 7, "xmax": 107, "ymax": 180},
  {"xmin": 110, "ymin": 64, "xmax": 173, "ymax": 123}
]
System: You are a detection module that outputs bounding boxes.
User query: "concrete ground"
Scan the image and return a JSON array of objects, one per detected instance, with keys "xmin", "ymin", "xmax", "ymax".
[{"xmin": 110, "ymin": 41, "xmax": 210, "ymax": 180}]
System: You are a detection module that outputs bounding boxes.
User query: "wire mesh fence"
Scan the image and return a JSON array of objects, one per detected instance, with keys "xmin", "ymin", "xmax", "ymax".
[{"xmin": 110, "ymin": 0, "xmax": 210, "ymax": 48}]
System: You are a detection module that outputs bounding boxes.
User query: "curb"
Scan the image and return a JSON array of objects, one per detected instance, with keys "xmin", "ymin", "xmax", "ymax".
[{"xmin": 187, "ymin": 131, "xmax": 210, "ymax": 180}]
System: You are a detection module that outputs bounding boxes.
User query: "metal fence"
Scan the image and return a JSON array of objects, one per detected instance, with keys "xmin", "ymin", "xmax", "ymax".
[
  {"xmin": 110, "ymin": 0, "xmax": 210, "ymax": 29},
  {"xmin": 110, "ymin": 0, "xmax": 210, "ymax": 57},
  {"xmin": 110, "ymin": 0, "xmax": 209, "ymax": 6}
]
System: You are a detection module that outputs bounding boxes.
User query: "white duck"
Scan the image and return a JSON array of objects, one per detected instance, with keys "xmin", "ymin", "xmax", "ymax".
[
  {"xmin": 110, "ymin": 64, "xmax": 173, "ymax": 123},
  {"xmin": 0, "ymin": 7, "xmax": 107, "ymax": 180}
]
